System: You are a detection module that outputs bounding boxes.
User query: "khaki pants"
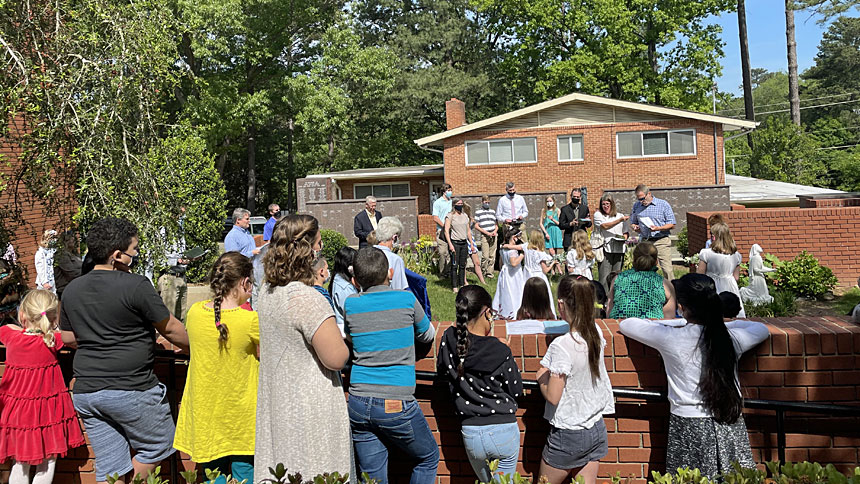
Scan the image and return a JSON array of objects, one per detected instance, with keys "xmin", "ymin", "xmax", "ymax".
[
  {"xmin": 653, "ymin": 237, "xmax": 675, "ymax": 281},
  {"xmin": 480, "ymin": 235, "xmax": 497, "ymax": 275},
  {"xmin": 436, "ymin": 233, "xmax": 450, "ymax": 276},
  {"xmin": 157, "ymin": 273, "xmax": 188, "ymax": 322}
]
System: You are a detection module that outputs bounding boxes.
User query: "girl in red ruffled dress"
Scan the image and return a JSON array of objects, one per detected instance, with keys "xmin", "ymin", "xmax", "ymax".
[{"xmin": 0, "ymin": 289, "xmax": 85, "ymax": 484}]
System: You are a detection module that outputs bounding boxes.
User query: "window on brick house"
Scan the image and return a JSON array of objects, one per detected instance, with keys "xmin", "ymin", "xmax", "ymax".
[
  {"xmin": 465, "ymin": 138, "xmax": 537, "ymax": 165},
  {"xmin": 616, "ymin": 129, "xmax": 696, "ymax": 158},
  {"xmin": 354, "ymin": 182, "xmax": 410, "ymax": 199},
  {"xmin": 557, "ymin": 135, "xmax": 584, "ymax": 162}
]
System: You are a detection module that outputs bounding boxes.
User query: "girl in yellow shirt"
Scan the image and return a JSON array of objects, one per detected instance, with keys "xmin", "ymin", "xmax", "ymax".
[{"xmin": 174, "ymin": 252, "xmax": 259, "ymax": 483}]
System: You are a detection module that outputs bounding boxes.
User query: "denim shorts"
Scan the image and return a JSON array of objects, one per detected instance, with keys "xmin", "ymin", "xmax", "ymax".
[
  {"xmin": 73, "ymin": 383, "xmax": 176, "ymax": 481},
  {"xmin": 542, "ymin": 418, "xmax": 608, "ymax": 470}
]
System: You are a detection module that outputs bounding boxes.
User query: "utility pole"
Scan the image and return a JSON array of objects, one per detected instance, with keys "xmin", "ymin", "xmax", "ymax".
[
  {"xmin": 785, "ymin": 0, "xmax": 801, "ymax": 125},
  {"xmin": 738, "ymin": 0, "xmax": 755, "ymax": 150}
]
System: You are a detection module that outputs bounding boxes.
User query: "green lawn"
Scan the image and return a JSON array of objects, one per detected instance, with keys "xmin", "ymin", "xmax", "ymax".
[{"xmin": 424, "ymin": 269, "xmax": 562, "ymax": 322}]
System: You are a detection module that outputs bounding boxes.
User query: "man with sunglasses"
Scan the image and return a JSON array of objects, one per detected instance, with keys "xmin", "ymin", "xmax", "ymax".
[{"xmin": 630, "ymin": 184, "xmax": 676, "ymax": 280}]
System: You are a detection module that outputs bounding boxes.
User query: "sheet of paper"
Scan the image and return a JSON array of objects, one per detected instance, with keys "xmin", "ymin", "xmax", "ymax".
[
  {"xmin": 505, "ymin": 320, "xmax": 547, "ymax": 335},
  {"xmin": 639, "ymin": 216, "xmax": 655, "ymax": 228}
]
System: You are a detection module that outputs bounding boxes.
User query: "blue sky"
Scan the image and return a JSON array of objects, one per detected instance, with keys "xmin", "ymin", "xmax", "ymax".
[{"xmin": 710, "ymin": 2, "xmax": 858, "ymax": 95}]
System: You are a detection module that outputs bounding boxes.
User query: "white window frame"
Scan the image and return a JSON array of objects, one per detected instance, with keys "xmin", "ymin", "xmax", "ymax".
[
  {"xmin": 465, "ymin": 137, "xmax": 538, "ymax": 166},
  {"xmin": 557, "ymin": 134, "xmax": 585, "ymax": 162},
  {"xmin": 615, "ymin": 128, "xmax": 697, "ymax": 159},
  {"xmin": 353, "ymin": 182, "xmax": 411, "ymax": 199}
]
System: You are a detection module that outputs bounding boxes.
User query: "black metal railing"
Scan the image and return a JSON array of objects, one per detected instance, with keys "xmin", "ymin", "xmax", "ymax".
[{"xmin": 414, "ymin": 370, "xmax": 860, "ymax": 465}]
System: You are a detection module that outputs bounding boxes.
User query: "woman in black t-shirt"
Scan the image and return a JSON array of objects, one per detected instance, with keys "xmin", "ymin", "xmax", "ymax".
[{"xmin": 437, "ymin": 285, "xmax": 523, "ymax": 482}]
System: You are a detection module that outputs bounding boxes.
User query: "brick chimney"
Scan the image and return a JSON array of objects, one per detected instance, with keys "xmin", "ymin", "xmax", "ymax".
[{"xmin": 445, "ymin": 98, "xmax": 466, "ymax": 130}]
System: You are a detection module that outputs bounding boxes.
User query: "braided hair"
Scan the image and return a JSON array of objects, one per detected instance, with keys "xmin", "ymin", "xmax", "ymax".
[
  {"xmin": 208, "ymin": 252, "xmax": 253, "ymax": 346},
  {"xmin": 454, "ymin": 285, "xmax": 493, "ymax": 377}
]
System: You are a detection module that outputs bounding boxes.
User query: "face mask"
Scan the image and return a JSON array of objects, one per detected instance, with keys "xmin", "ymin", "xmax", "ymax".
[
  {"xmin": 507, "ymin": 191, "xmax": 515, "ymax": 198},
  {"xmin": 571, "ymin": 197, "xmax": 580, "ymax": 204},
  {"xmin": 445, "ymin": 190, "xmax": 453, "ymax": 198},
  {"xmin": 547, "ymin": 201, "xmax": 554, "ymax": 207},
  {"xmin": 482, "ymin": 203, "xmax": 490, "ymax": 209},
  {"xmin": 115, "ymin": 252, "xmax": 138, "ymax": 273},
  {"xmin": 454, "ymin": 205, "xmax": 463, "ymax": 212}
]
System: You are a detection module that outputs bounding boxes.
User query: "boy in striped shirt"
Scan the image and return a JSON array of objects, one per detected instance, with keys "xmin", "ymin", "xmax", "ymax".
[{"xmin": 344, "ymin": 247, "xmax": 438, "ymax": 483}]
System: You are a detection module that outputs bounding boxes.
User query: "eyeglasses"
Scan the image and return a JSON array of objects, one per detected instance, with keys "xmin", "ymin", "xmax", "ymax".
[{"xmin": 485, "ymin": 308, "xmax": 500, "ymax": 322}]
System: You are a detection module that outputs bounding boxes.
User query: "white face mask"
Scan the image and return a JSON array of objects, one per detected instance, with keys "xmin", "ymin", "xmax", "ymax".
[{"xmin": 547, "ymin": 201, "xmax": 554, "ymax": 207}]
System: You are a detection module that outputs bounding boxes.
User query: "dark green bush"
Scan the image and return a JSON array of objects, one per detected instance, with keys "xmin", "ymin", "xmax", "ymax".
[
  {"xmin": 773, "ymin": 251, "xmax": 838, "ymax": 298},
  {"xmin": 676, "ymin": 225, "xmax": 689, "ymax": 258},
  {"xmin": 320, "ymin": 229, "xmax": 349, "ymax": 267},
  {"xmin": 746, "ymin": 290, "xmax": 797, "ymax": 317}
]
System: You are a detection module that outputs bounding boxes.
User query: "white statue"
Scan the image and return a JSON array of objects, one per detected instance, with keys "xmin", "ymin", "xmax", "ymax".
[{"xmin": 739, "ymin": 244, "xmax": 775, "ymax": 305}]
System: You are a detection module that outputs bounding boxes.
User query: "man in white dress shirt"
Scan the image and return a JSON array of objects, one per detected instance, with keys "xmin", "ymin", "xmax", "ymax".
[{"xmin": 495, "ymin": 181, "xmax": 528, "ymax": 230}]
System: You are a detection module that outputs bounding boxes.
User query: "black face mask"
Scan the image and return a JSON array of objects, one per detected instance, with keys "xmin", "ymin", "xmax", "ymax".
[
  {"xmin": 115, "ymin": 252, "xmax": 138, "ymax": 273},
  {"xmin": 571, "ymin": 197, "xmax": 580, "ymax": 204},
  {"xmin": 454, "ymin": 205, "xmax": 463, "ymax": 212},
  {"xmin": 507, "ymin": 192, "xmax": 516, "ymax": 198}
]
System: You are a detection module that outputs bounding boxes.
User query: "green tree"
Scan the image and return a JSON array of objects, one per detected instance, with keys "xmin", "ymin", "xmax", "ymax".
[
  {"xmin": 748, "ymin": 117, "xmax": 824, "ymax": 185},
  {"xmin": 0, "ymin": 0, "xmax": 225, "ymax": 272},
  {"xmin": 474, "ymin": 0, "xmax": 734, "ymax": 110},
  {"xmin": 353, "ymin": 0, "xmax": 515, "ymax": 158}
]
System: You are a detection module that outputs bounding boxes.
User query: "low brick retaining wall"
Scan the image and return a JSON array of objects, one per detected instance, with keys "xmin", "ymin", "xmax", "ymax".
[{"xmin": 1, "ymin": 316, "xmax": 858, "ymax": 484}]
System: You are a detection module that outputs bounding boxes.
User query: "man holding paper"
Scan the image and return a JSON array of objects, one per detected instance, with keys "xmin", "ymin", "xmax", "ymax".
[{"xmin": 630, "ymin": 184, "xmax": 676, "ymax": 280}]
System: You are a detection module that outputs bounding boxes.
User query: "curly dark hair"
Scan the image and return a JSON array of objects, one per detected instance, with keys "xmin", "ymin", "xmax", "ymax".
[{"xmin": 85, "ymin": 217, "xmax": 139, "ymax": 265}]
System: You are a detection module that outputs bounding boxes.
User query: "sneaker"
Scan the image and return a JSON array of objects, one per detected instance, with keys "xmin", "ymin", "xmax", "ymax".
[{"xmin": 486, "ymin": 273, "xmax": 494, "ymax": 279}]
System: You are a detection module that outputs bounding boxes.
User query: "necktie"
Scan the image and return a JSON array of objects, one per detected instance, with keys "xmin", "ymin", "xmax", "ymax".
[{"xmin": 510, "ymin": 197, "xmax": 516, "ymax": 220}]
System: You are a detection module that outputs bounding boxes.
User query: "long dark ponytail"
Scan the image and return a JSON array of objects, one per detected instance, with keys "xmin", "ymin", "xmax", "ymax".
[
  {"xmin": 674, "ymin": 273, "xmax": 742, "ymax": 424},
  {"xmin": 454, "ymin": 285, "xmax": 493, "ymax": 377},
  {"xmin": 557, "ymin": 275, "xmax": 602, "ymax": 381},
  {"xmin": 209, "ymin": 252, "xmax": 254, "ymax": 347}
]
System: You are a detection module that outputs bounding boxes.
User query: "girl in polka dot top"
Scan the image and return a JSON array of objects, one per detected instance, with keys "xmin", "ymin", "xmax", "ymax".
[{"xmin": 437, "ymin": 285, "xmax": 523, "ymax": 482}]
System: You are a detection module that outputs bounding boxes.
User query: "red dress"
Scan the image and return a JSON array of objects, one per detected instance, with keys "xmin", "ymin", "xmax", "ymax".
[{"xmin": 0, "ymin": 325, "xmax": 85, "ymax": 464}]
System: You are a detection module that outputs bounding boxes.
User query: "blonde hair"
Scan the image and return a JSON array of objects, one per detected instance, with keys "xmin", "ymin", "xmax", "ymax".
[
  {"xmin": 540, "ymin": 196, "xmax": 557, "ymax": 223},
  {"xmin": 709, "ymin": 222, "xmax": 737, "ymax": 255},
  {"xmin": 528, "ymin": 229, "xmax": 546, "ymax": 251},
  {"xmin": 39, "ymin": 230, "xmax": 57, "ymax": 249},
  {"xmin": 18, "ymin": 289, "xmax": 59, "ymax": 347},
  {"xmin": 572, "ymin": 230, "xmax": 594, "ymax": 261}
]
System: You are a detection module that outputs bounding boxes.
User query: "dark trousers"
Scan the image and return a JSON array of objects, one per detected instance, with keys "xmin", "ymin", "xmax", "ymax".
[{"xmin": 450, "ymin": 240, "xmax": 468, "ymax": 287}]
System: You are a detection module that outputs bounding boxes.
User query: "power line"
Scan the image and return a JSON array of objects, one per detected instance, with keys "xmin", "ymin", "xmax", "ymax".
[
  {"xmin": 725, "ymin": 99, "xmax": 860, "ymax": 118},
  {"xmin": 717, "ymin": 92, "xmax": 860, "ymax": 113},
  {"xmin": 726, "ymin": 142, "xmax": 860, "ymax": 158}
]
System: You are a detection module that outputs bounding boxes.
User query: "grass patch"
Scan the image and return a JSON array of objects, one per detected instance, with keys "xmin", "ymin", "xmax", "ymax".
[
  {"xmin": 833, "ymin": 287, "xmax": 860, "ymax": 316},
  {"xmin": 424, "ymin": 270, "xmax": 561, "ymax": 322}
]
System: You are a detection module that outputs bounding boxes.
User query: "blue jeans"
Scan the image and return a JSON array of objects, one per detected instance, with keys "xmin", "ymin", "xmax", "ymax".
[
  {"xmin": 347, "ymin": 395, "xmax": 439, "ymax": 484},
  {"xmin": 461, "ymin": 423, "xmax": 520, "ymax": 482}
]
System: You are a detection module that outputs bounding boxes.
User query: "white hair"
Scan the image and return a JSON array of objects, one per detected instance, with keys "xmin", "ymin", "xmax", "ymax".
[
  {"xmin": 375, "ymin": 216, "xmax": 403, "ymax": 242},
  {"xmin": 365, "ymin": 196, "xmax": 377, "ymax": 204},
  {"xmin": 232, "ymin": 207, "xmax": 250, "ymax": 224}
]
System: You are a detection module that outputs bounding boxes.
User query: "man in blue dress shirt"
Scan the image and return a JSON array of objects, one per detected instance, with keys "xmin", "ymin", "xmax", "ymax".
[
  {"xmin": 630, "ymin": 184, "xmax": 676, "ymax": 280},
  {"xmin": 224, "ymin": 208, "xmax": 260, "ymax": 258},
  {"xmin": 262, "ymin": 203, "xmax": 280, "ymax": 242}
]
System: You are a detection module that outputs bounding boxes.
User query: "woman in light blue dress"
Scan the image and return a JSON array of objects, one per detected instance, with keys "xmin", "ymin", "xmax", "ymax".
[{"xmin": 541, "ymin": 196, "xmax": 564, "ymax": 273}]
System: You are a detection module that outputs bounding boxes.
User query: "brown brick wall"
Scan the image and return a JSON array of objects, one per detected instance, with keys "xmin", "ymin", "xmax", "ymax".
[
  {"xmin": 303, "ymin": 197, "xmax": 420, "ymax": 246},
  {"xmin": 687, "ymin": 207, "xmax": 860, "ymax": 288},
  {"xmin": 443, "ymin": 120, "xmax": 724, "ymax": 198},
  {"xmin": 0, "ymin": 116, "xmax": 76, "ymax": 287},
  {"xmin": 5, "ymin": 316, "xmax": 857, "ymax": 484}
]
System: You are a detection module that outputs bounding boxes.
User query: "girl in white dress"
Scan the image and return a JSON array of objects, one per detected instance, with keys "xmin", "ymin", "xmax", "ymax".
[
  {"xmin": 523, "ymin": 230, "xmax": 556, "ymax": 317},
  {"xmin": 697, "ymin": 222, "xmax": 745, "ymax": 317},
  {"xmin": 493, "ymin": 227, "xmax": 526, "ymax": 319},
  {"xmin": 565, "ymin": 230, "xmax": 595, "ymax": 280},
  {"xmin": 34, "ymin": 230, "xmax": 57, "ymax": 293}
]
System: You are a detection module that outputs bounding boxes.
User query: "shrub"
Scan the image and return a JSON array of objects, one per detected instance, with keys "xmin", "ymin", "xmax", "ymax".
[
  {"xmin": 746, "ymin": 290, "xmax": 797, "ymax": 317},
  {"xmin": 320, "ymin": 229, "xmax": 348, "ymax": 267},
  {"xmin": 773, "ymin": 251, "xmax": 838, "ymax": 298},
  {"xmin": 676, "ymin": 225, "xmax": 689, "ymax": 258},
  {"xmin": 400, "ymin": 235, "xmax": 437, "ymax": 274}
]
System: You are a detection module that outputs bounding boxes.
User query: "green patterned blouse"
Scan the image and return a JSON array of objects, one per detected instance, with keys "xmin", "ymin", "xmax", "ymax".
[{"xmin": 609, "ymin": 268, "xmax": 666, "ymax": 319}]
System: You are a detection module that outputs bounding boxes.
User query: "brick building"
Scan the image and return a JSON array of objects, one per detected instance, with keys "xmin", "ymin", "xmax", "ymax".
[{"xmin": 416, "ymin": 93, "xmax": 757, "ymax": 204}]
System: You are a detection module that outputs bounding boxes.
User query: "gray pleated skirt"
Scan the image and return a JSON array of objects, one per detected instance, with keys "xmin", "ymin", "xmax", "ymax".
[{"xmin": 666, "ymin": 413, "xmax": 755, "ymax": 479}]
